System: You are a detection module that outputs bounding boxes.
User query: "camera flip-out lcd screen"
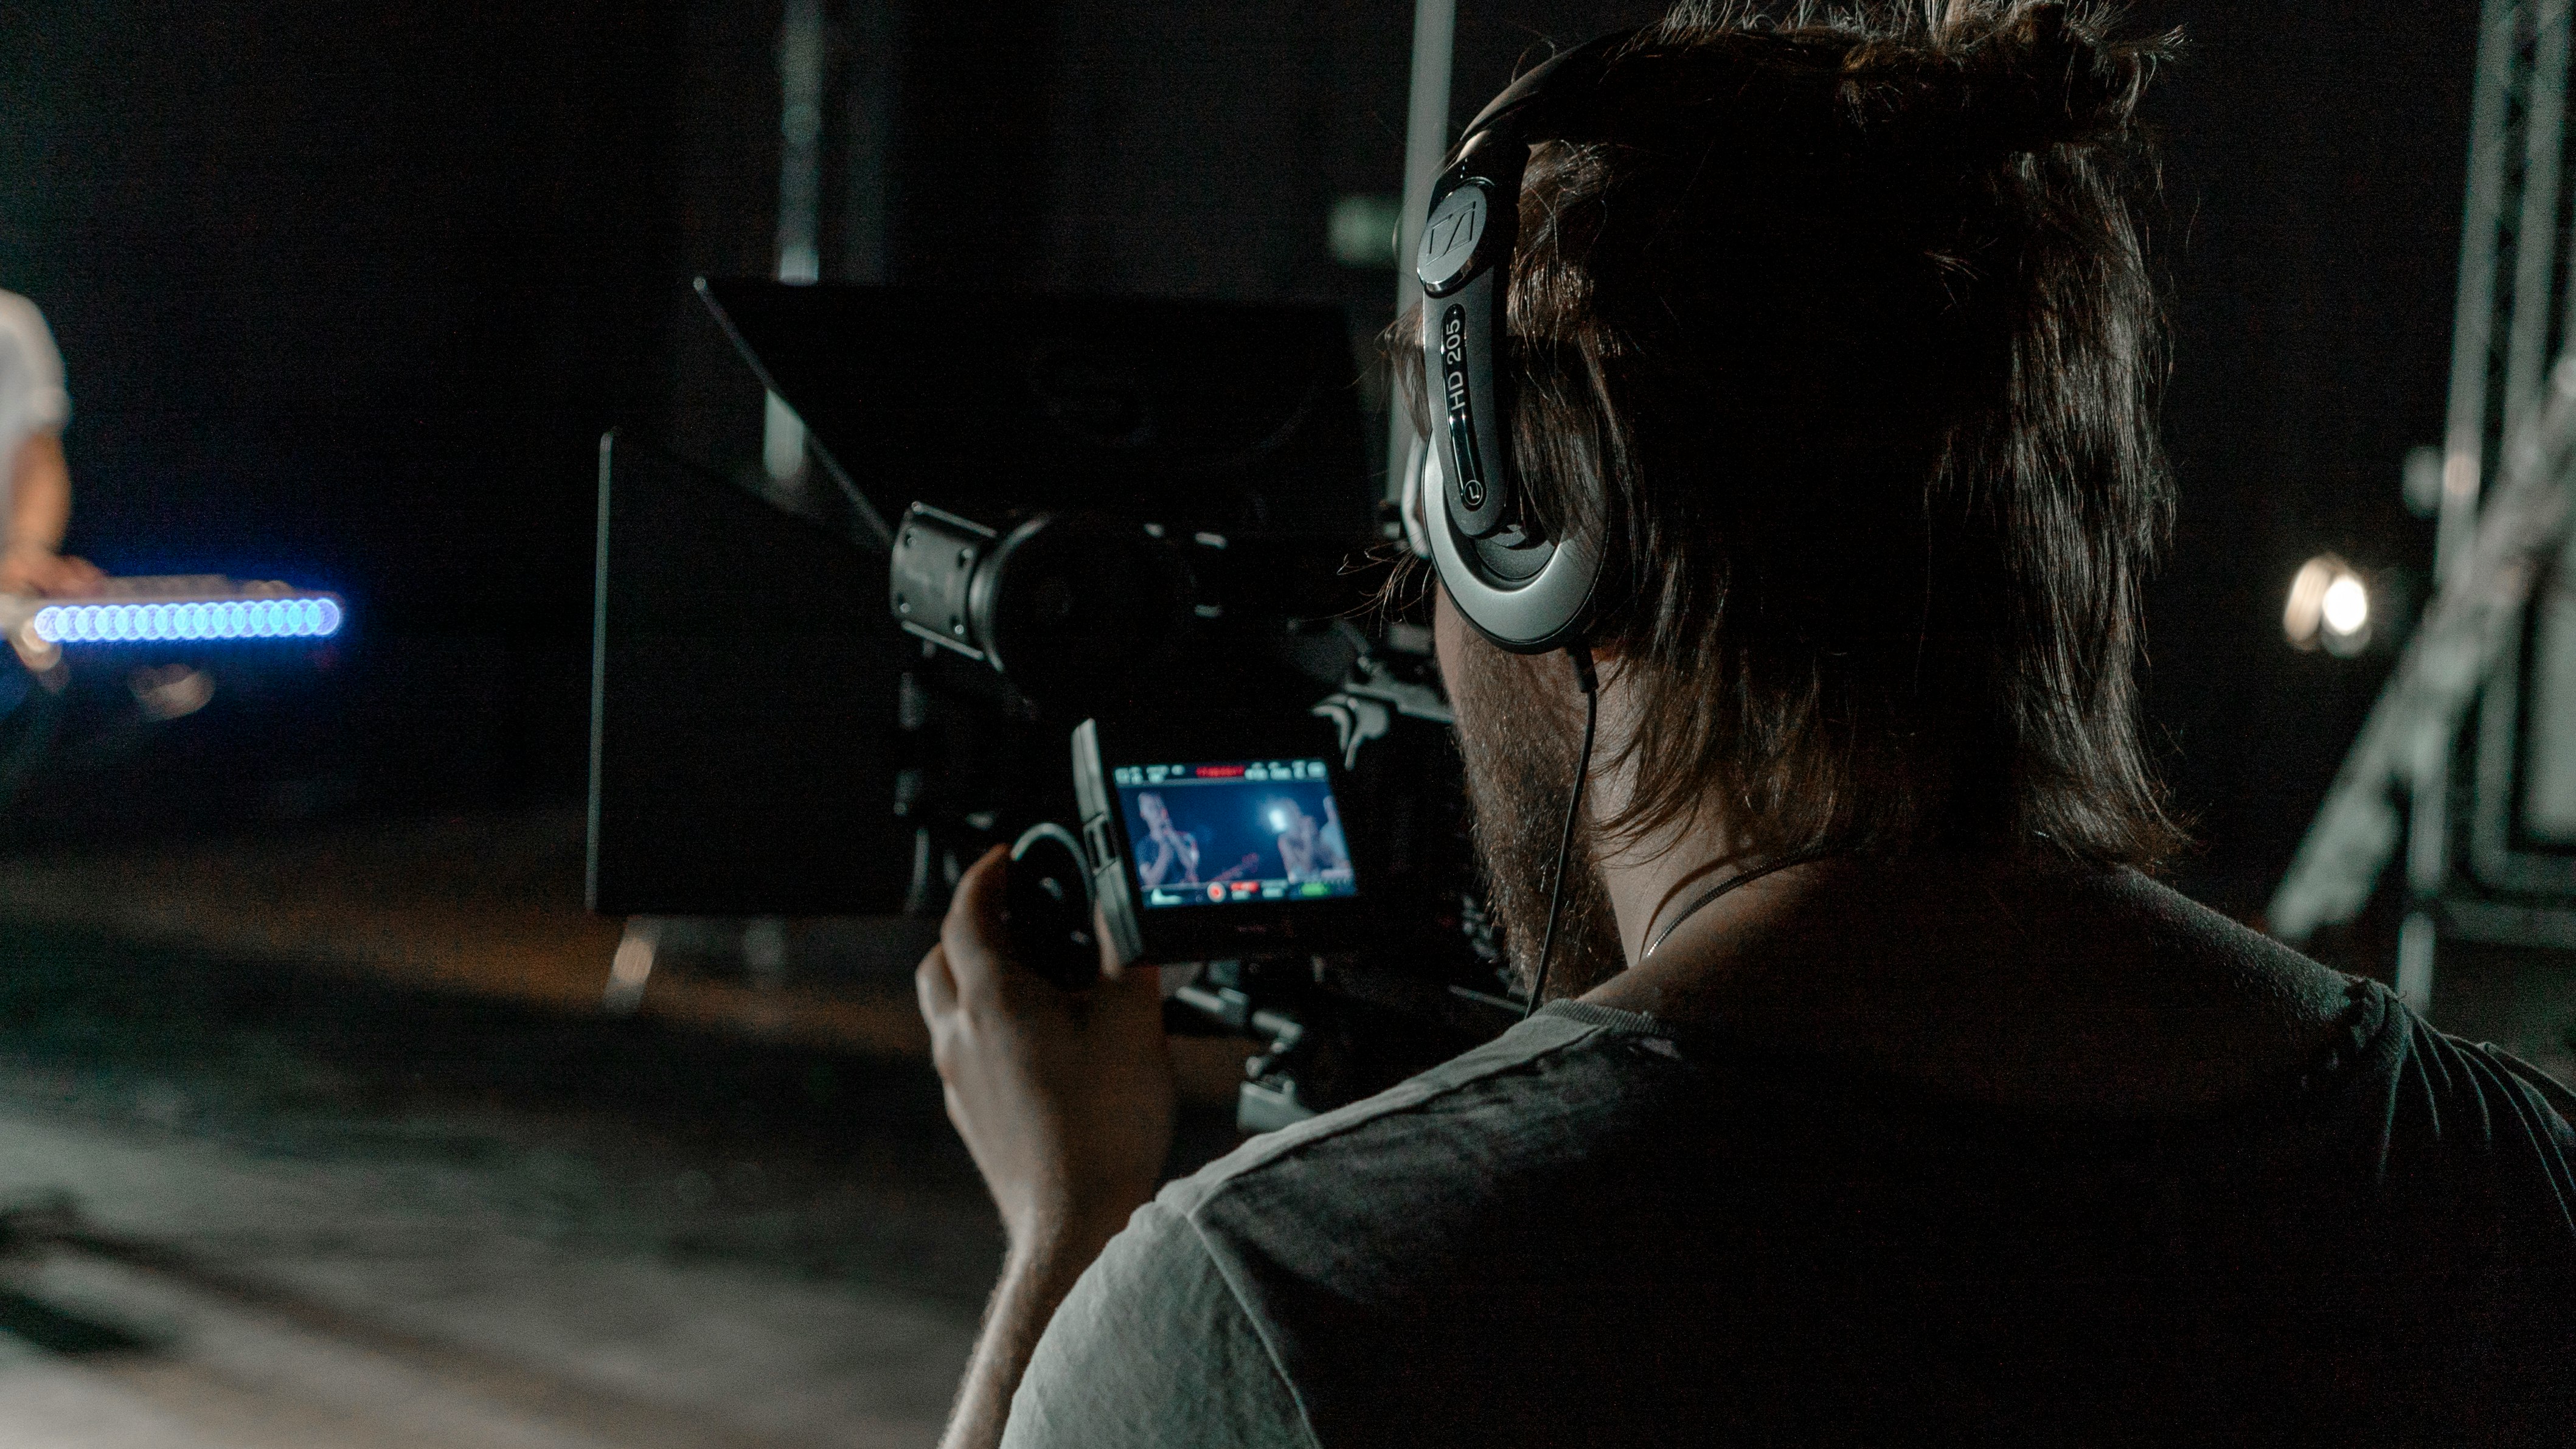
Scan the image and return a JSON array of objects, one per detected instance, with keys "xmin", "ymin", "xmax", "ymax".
[
  {"xmin": 1075, "ymin": 720, "xmax": 1373, "ymax": 965},
  {"xmin": 1113, "ymin": 759, "xmax": 1359, "ymax": 909}
]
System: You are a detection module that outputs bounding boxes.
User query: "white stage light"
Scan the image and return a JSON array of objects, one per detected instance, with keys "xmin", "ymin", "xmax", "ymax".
[
  {"xmin": 2321, "ymin": 575, "xmax": 2370, "ymax": 638},
  {"xmin": 2285, "ymin": 554, "xmax": 2371, "ymax": 656}
]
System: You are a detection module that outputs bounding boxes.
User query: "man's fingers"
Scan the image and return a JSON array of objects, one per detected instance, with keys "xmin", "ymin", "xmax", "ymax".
[
  {"xmin": 1092, "ymin": 906, "xmax": 1160, "ymax": 1017},
  {"xmin": 1094, "ymin": 905, "xmax": 1116, "ymax": 975},
  {"xmin": 915, "ymin": 942, "xmax": 958, "ymax": 1020},
  {"xmin": 1094, "ymin": 903, "xmax": 1140, "ymax": 982},
  {"xmin": 939, "ymin": 843, "xmax": 1014, "ymax": 993},
  {"xmin": 1099, "ymin": 960, "xmax": 1162, "ymax": 1021}
]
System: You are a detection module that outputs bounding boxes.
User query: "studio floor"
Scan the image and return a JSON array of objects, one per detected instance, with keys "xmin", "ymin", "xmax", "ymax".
[
  {"xmin": 0, "ymin": 812, "xmax": 1241, "ymax": 1448},
  {"xmin": 0, "ymin": 921, "xmax": 991, "ymax": 1447}
]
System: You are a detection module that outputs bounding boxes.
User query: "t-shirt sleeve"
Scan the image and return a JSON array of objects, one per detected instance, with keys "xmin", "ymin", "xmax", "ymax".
[
  {"xmin": 0, "ymin": 294, "xmax": 68, "ymax": 432},
  {"xmin": 0, "ymin": 290, "xmax": 68, "ymax": 430},
  {"xmin": 1002, "ymin": 1199, "xmax": 1320, "ymax": 1449}
]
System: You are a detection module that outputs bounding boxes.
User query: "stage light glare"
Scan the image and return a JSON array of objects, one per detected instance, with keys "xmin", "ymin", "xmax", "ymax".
[
  {"xmin": 2285, "ymin": 554, "xmax": 2373, "ymax": 656},
  {"xmin": 2322, "ymin": 576, "xmax": 2369, "ymax": 637},
  {"xmin": 32, "ymin": 608, "xmax": 58, "ymax": 643}
]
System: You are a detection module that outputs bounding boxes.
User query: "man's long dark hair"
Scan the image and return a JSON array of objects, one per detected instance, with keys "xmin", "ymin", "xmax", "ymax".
[{"xmin": 1397, "ymin": 0, "xmax": 2186, "ymax": 871}]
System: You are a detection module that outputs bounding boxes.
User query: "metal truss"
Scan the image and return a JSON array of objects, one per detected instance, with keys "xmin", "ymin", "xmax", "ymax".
[{"xmin": 2271, "ymin": 0, "xmax": 2576, "ymax": 1003}]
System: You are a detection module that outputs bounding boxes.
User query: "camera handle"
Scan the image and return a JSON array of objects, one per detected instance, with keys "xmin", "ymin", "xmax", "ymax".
[{"xmin": 1003, "ymin": 823, "xmax": 1103, "ymax": 992}]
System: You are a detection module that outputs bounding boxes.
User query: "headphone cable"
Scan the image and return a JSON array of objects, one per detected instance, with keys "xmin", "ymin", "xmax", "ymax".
[
  {"xmin": 1524, "ymin": 644, "xmax": 1600, "ymax": 1020},
  {"xmin": 1640, "ymin": 849, "xmax": 1842, "ymax": 961}
]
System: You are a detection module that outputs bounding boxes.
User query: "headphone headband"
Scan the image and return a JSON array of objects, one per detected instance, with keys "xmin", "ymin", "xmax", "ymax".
[{"xmin": 1458, "ymin": 29, "xmax": 1637, "ymax": 148}]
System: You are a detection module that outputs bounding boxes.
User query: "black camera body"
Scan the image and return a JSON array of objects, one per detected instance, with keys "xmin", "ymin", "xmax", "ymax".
[
  {"xmin": 589, "ymin": 282, "xmax": 1521, "ymax": 1129},
  {"xmin": 872, "ymin": 485, "xmax": 1520, "ymax": 1125}
]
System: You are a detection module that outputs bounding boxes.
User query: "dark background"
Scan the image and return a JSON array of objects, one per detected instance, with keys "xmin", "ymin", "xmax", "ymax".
[{"xmin": 0, "ymin": 0, "xmax": 2476, "ymax": 917}]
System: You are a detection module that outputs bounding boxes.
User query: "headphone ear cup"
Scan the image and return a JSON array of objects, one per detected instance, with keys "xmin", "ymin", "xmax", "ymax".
[
  {"xmin": 1400, "ymin": 434, "xmax": 1437, "ymax": 562},
  {"xmin": 1425, "ymin": 469, "xmax": 1603, "ymax": 653}
]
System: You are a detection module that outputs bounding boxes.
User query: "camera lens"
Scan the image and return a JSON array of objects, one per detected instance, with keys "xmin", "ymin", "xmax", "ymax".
[{"xmin": 974, "ymin": 517, "xmax": 1183, "ymax": 709}]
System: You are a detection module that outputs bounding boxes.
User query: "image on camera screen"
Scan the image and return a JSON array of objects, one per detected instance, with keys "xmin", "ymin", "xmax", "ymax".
[{"xmin": 1111, "ymin": 759, "xmax": 1359, "ymax": 909}]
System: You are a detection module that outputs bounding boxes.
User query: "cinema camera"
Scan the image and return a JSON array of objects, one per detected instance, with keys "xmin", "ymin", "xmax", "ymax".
[{"xmin": 589, "ymin": 283, "xmax": 1525, "ymax": 1130}]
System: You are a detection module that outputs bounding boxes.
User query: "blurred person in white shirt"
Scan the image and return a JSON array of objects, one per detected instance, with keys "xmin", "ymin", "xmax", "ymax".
[{"xmin": 0, "ymin": 291, "xmax": 103, "ymax": 598}]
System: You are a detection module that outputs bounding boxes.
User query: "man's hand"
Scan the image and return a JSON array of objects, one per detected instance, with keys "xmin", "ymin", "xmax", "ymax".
[
  {"xmin": 918, "ymin": 843, "xmax": 1175, "ymax": 1253},
  {"xmin": 917, "ymin": 844, "xmax": 1176, "ymax": 1449},
  {"xmin": 1, "ymin": 433, "xmax": 95, "ymax": 597},
  {"xmin": 0, "ymin": 544, "xmax": 103, "ymax": 597}
]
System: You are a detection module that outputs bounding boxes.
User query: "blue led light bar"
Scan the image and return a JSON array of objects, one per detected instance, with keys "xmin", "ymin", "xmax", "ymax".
[{"xmin": 30, "ymin": 597, "xmax": 344, "ymax": 644}]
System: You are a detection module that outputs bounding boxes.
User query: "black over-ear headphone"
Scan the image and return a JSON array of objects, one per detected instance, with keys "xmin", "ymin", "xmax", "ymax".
[{"xmin": 1413, "ymin": 30, "xmax": 1637, "ymax": 655}]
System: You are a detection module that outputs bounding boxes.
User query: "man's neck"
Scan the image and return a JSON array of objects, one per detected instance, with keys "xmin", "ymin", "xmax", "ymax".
[
  {"xmin": 1589, "ymin": 799, "xmax": 1782, "ymax": 965},
  {"xmin": 1586, "ymin": 838, "xmax": 1846, "ymax": 1007},
  {"xmin": 1578, "ymin": 855, "xmax": 2358, "ymax": 1114},
  {"xmin": 1536, "ymin": 662, "xmax": 2352, "ymax": 1112}
]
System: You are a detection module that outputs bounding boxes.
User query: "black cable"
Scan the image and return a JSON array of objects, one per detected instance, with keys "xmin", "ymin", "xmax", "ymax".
[
  {"xmin": 1524, "ymin": 644, "xmax": 1599, "ymax": 1020},
  {"xmin": 1639, "ymin": 849, "xmax": 1841, "ymax": 961}
]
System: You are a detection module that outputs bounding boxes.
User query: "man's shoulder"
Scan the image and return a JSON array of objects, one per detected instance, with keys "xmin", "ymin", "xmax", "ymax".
[
  {"xmin": 1005, "ymin": 1021, "xmax": 1668, "ymax": 1449},
  {"xmin": 1153, "ymin": 1005, "xmax": 1688, "ymax": 1260}
]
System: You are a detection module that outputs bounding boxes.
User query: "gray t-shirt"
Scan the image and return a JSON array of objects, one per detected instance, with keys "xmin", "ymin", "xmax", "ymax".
[
  {"xmin": 1007, "ymin": 971, "xmax": 2576, "ymax": 1446},
  {"xmin": 0, "ymin": 291, "xmax": 70, "ymax": 522}
]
